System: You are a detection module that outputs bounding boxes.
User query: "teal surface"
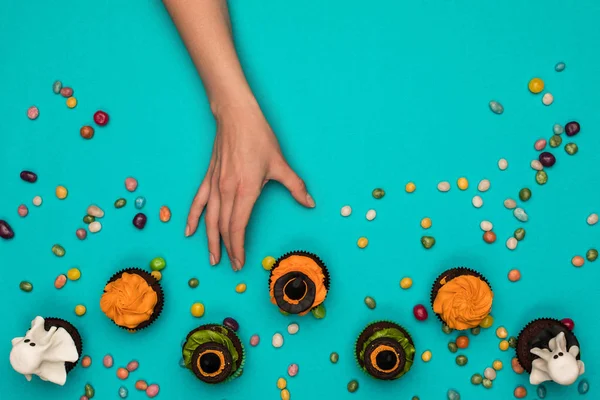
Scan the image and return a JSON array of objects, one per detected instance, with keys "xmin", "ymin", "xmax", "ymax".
[{"xmin": 1, "ymin": 1, "xmax": 599, "ymax": 399}]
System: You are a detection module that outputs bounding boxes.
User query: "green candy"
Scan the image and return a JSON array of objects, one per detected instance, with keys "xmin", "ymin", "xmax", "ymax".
[
  {"xmin": 471, "ymin": 373, "xmax": 483, "ymax": 385},
  {"xmin": 372, "ymin": 188, "xmax": 385, "ymax": 199},
  {"xmin": 19, "ymin": 281, "xmax": 33, "ymax": 292},
  {"xmin": 364, "ymin": 296, "xmax": 376, "ymax": 310},
  {"xmin": 347, "ymin": 379, "xmax": 359, "ymax": 393},
  {"xmin": 114, "ymin": 198, "xmax": 127, "ymax": 208},
  {"xmin": 85, "ymin": 383, "xmax": 95, "ymax": 399},
  {"xmin": 508, "ymin": 336, "xmax": 517, "ymax": 348},
  {"xmin": 550, "ymin": 134, "xmax": 562, "ymax": 147},
  {"xmin": 514, "ymin": 228, "xmax": 526, "ymax": 241},
  {"xmin": 448, "ymin": 342, "xmax": 458, "ymax": 353},
  {"xmin": 83, "ymin": 215, "xmax": 95, "ymax": 224},
  {"xmin": 470, "ymin": 327, "xmax": 481, "ymax": 335},
  {"xmin": 150, "ymin": 257, "xmax": 166, "ymax": 271},
  {"xmin": 536, "ymin": 170, "xmax": 548, "ymax": 185},
  {"xmin": 482, "ymin": 378, "xmax": 493, "ymax": 388},
  {"xmin": 519, "ymin": 188, "xmax": 531, "ymax": 202},
  {"xmin": 412, "ymin": 397, "xmax": 420, "ymax": 400},
  {"xmin": 51, "ymin": 244, "xmax": 65, "ymax": 257},
  {"xmin": 311, "ymin": 304, "xmax": 326, "ymax": 319},
  {"xmin": 587, "ymin": 249, "xmax": 598, "ymax": 262},
  {"xmin": 565, "ymin": 142, "xmax": 578, "ymax": 155},
  {"xmin": 188, "ymin": 278, "xmax": 199, "ymax": 288},
  {"xmin": 330, "ymin": 352, "xmax": 339, "ymax": 364},
  {"xmin": 447, "ymin": 389, "xmax": 460, "ymax": 400},
  {"xmin": 489, "ymin": 100, "xmax": 504, "ymax": 114},
  {"xmin": 441, "ymin": 324, "xmax": 453, "ymax": 334},
  {"xmin": 421, "ymin": 236, "xmax": 436, "ymax": 249},
  {"xmin": 455, "ymin": 355, "xmax": 468, "ymax": 366}
]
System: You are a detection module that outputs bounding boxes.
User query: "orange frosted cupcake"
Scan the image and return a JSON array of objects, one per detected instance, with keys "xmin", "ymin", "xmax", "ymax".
[
  {"xmin": 430, "ymin": 267, "xmax": 493, "ymax": 330},
  {"xmin": 100, "ymin": 268, "xmax": 164, "ymax": 332},
  {"xmin": 268, "ymin": 251, "xmax": 329, "ymax": 316}
]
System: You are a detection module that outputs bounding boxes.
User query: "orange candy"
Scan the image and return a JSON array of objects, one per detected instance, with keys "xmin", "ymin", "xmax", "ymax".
[
  {"xmin": 483, "ymin": 231, "xmax": 496, "ymax": 243},
  {"xmin": 508, "ymin": 269, "xmax": 521, "ymax": 282},
  {"xmin": 514, "ymin": 386, "xmax": 527, "ymax": 398},
  {"xmin": 159, "ymin": 206, "xmax": 171, "ymax": 222},
  {"xmin": 511, "ymin": 357, "xmax": 524, "ymax": 374},
  {"xmin": 455, "ymin": 336, "xmax": 469, "ymax": 349},
  {"xmin": 117, "ymin": 367, "xmax": 129, "ymax": 380},
  {"xmin": 81, "ymin": 356, "xmax": 92, "ymax": 368},
  {"xmin": 572, "ymin": 256, "xmax": 584, "ymax": 267},
  {"xmin": 528, "ymin": 78, "xmax": 544, "ymax": 94},
  {"xmin": 135, "ymin": 380, "xmax": 148, "ymax": 390}
]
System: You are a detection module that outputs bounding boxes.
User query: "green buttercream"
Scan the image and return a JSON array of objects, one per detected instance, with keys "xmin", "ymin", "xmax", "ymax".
[
  {"xmin": 359, "ymin": 328, "xmax": 415, "ymax": 378},
  {"xmin": 183, "ymin": 327, "xmax": 240, "ymax": 373}
]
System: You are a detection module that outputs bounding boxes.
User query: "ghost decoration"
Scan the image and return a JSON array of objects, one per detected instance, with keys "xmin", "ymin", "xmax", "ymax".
[
  {"xmin": 529, "ymin": 331, "xmax": 585, "ymax": 385},
  {"xmin": 9, "ymin": 316, "xmax": 79, "ymax": 386}
]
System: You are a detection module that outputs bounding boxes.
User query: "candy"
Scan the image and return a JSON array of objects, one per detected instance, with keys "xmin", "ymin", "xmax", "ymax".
[
  {"xmin": 530, "ymin": 160, "xmax": 543, "ymax": 170},
  {"xmin": 191, "ymin": 303, "xmax": 205, "ymax": 317},
  {"xmin": 287, "ymin": 323, "xmax": 299, "ymax": 335},
  {"xmin": 447, "ymin": 342, "xmax": 458, "ymax": 353},
  {"xmin": 504, "ymin": 198, "xmax": 517, "ymax": 209},
  {"xmin": 80, "ymin": 126, "xmax": 94, "ymax": 139},
  {"xmin": 498, "ymin": 158, "xmax": 508, "ymax": 170},
  {"xmin": 115, "ymin": 198, "xmax": 127, "ymax": 208},
  {"xmin": 513, "ymin": 208, "xmax": 528, "ymax": 222},
  {"xmin": 447, "ymin": 389, "xmax": 460, "ymax": 400},
  {"xmin": 537, "ymin": 385, "xmax": 547, "ymax": 398},
  {"xmin": 262, "ymin": 256, "xmax": 276, "ymax": 270},
  {"xmin": 66, "ymin": 97, "xmax": 77, "ymax": 108},
  {"xmin": 514, "ymin": 228, "xmax": 526, "ymax": 241},
  {"xmin": 499, "ymin": 340, "xmax": 509, "ymax": 351},
  {"xmin": 413, "ymin": 304, "xmax": 428, "ymax": 321},
  {"xmin": 272, "ymin": 333, "xmax": 284, "ymax": 348},
  {"xmin": 365, "ymin": 209, "xmax": 376, "ymax": 221},
  {"xmin": 455, "ymin": 336, "xmax": 469, "ymax": 349},
  {"xmin": 420, "ymin": 217, "xmax": 432, "ymax": 229},
  {"xmin": 347, "ymin": 380, "xmax": 359, "ymax": 393},
  {"xmin": 89, "ymin": 221, "xmax": 102, "ymax": 233},
  {"xmin": 528, "ymin": 77, "xmax": 544, "ymax": 93},
  {"xmin": 27, "ymin": 106, "xmax": 39, "ymax": 120},
  {"xmin": 151, "ymin": 271, "xmax": 161, "ymax": 281},
  {"xmin": 223, "ymin": 317, "xmax": 239, "ymax": 331},
  {"xmin": 489, "ymin": 100, "xmax": 503, "ymax": 114},
  {"xmin": 405, "ymin": 182, "xmax": 416, "ymax": 193},
  {"xmin": 364, "ymin": 296, "xmax": 376, "ymax": 309},
  {"xmin": 539, "ymin": 152, "xmax": 556, "ymax": 167},
  {"xmin": 483, "ymin": 231, "xmax": 496, "ymax": 243},
  {"xmin": 534, "ymin": 139, "xmax": 547, "ymax": 151},
  {"xmin": 492, "ymin": 360, "xmax": 503, "ymax": 370},
  {"xmin": 357, "ymin": 237, "xmax": 368, "ymax": 248},
  {"xmin": 55, "ymin": 185, "xmax": 68, "ymax": 199},
  {"xmin": 287, "ymin": 363, "xmax": 299, "ymax": 377},
  {"xmin": 578, "ymin": 378, "xmax": 589, "ymax": 394},
  {"xmin": 372, "ymin": 188, "xmax": 385, "ymax": 199},
  {"xmin": 52, "ymin": 80, "xmax": 62, "ymax": 93},
  {"xmin": 587, "ymin": 213, "xmax": 598, "ymax": 225},
  {"xmin": 311, "ymin": 304, "xmax": 326, "ymax": 319},
  {"xmin": 519, "ymin": 188, "xmax": 531, "ymax": 201},
  {"xmin": 471, "ymin": 374, "xmax": 483, "ymax": 385},
  {"xmin": 0, "ymin": 220, "xmax": 15, "ymax": 240},
  {"xmin": 565, "ymin": 142, "xmax": 578, "ymax": 155},
  {"xmin": 511, "ymin": 357, "xmax": 524, "ymax": 374},
  {"xmin": 150, "ymin": 257, "xmax": 166, "ymax": 271},
  {"xmin": 20, "ymin": 171, "xmax": 38, "ymax": 183},
  {"xmin": 52, "ymin": 244, "xmax": 66, "ymax": 257},
  {"xmin": 536, "ymin": 170, "xmax": 548, "ymax": 184},
  {"xmin": 54, "ymin": 274, "xmax": 67, "ymax": 289},
  {"xmin": 135, "ymin": 197, "xmax": 146, "ymax": 209},
  {"xmin": 159, "ymin": 206, "xmax": 171, "ymax": 222},
  {"xmin": 277, "ymin": 377, "xmax": 287, "ymax": 389},
  {"xmin": 400, "ymin": 277, "xmax": 413, "ymax": 289},
  {"xmin": 421, "ymin": 236, "xmax": 435, "ymax": 249},
  {"xmin": 133, "ymin": 213, "xmax": 147, "ymax": 229},
  {"xmin": 83, "ymin": 215, "xmax": 95, "ymax": 224},
  {"xmin": 103, "ymin": 354, "xmax": 114, "ymax": 368},
  {"xmin": 482, "ymin": 378, "xmax": 492, "ymax": 389},
  {"xmin": 514, "ymin": 386, "xmax": 527, "ymax": 398},
  {"xmin": 484, "ymin": 367, "xmax": 496, "ymax": 380},
  {"xmin": 508, "ymin": 269, "xmax": 521, "ymax": 282},
  {"xmin": 75, "ymin": 305, "xmax": 86, "ymax": 316},
  {"xmin": 19, "ymin": 281, "xmax": 33, "ymax": 292},
  {"xmin": 87, "ymin": 205, "xmax": 104, "ymax": 218},
  {"xmin": 94, "ymin": 110, "xmax": 109, "ymax": 126},
  {"xmin": 18, "ymin": 204, "xmax": 28, "ymax": 217},
  {"xmin": 437, "ymin": 181, "xmax": 451, "ymax": 192},
  {"xmin": 340, "ymin": 205, "xmax": 352, "ymax": 217},
  {"xmin": 479, "ymin": 315, "xmax": 494, "ymax": 328},
  {"xmin": 250, "ymin": 335, "xmax": 260, "ymax": 346},
  {"xmin": 126, "ymin": 360, "xmax": 139, "ymax": 372},
  {"xmin": 235, "ymin": 283, "xmax": 247, "ymax": 293},
  {"xmin": 125, "ymin": 177, "xmax": 138, "ymax": 192},
  {"xmin": 478, "ymin": 179, "xmax": 490, "ymax": 192},
  {"xmin": 571, "ymin": 256, "xmax": 584, "ymax": 267},
  {"xmin": 421, "ymin": 350, "xmax": 432, "ymax": 362},
  {"xmin": 60, "ymin": 87, "xmax": 73, "ymax": 97},
  {"xmin": 442, "ymin": 324, "xmax": 453, "ymax": 334},
  {"xmin": 542, "ymin": 93, "xmax": 553, "ymax": 106},
  {"xmin": 82, "ymin": 356, "xmax": 91, "ymax": 368},
  {"xmin": 565, "ymin": 121, "xmax": 580, "ymax": 136},
  {"xmin": 496, "ymin": 326, "xmax": 508, "ymax": 339},
  {"xmin": 117, "ymin": 367, "xmax": 129, "ymax": 379},
  {"xmin": 84, "ymin": 383, "xmax": 95, "ymax": 398},
  {"xmin": 188, "ymin": 278, "xmax": 199, "ymax": 288},
  {"xmin": 146, "ymin": 384, "xmax": 160, "ymax": 398},
  {"xmin": 330, "ymin": 352, "xmax": 339, "ymax": 363},
  {"xmin": 457, "ymin": 177, "xmax": 468, "ymax": 190},
  {"xmin": 471, "ymin": 327, "xmax": 481, "ymax": 335},
  {"xmin": 587, "ymin": 249, "xmax": 598, "ymax": 262},
  {"xmin": 561, "ymin": 318, "xmax": 574, "ymax": 330},
  {"xmin": 67, "ymin": 268, "xmax": 81, "ymax": 281},
  {"xmin": 555, "ymin": 62, "xmax": 566, "ymax": 72},
  {"xmin": 480, "ymin": 221, "xmax": 493, "ymax": 231},
  {"xmin": 472, "ymin": 196, "xmax": 483, "ymax": 208},
  {"xmin": 280, "ymin": 389, "xmax": 290, "ymax": 400},
  {"xmin": 506, "ymin": 237, "xmax": 517, "ymax": 250}
]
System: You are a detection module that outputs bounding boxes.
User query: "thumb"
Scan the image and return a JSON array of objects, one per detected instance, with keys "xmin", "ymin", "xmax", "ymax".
[{"xmin": 270, "ymin": 162, "xmax": 315, "ymax": 208}]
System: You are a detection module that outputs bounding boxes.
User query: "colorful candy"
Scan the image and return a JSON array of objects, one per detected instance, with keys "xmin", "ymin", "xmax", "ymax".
[
  {"xmin": 405, "ymin": 182, "xmax": 416, "ymax": 193},
  {"xmin": 190, "ymin": 303, "xmax": 205, "ymax": 317},
  {"xmin": 455, "ymin": 336, "xmax": 469, "ymax": 349},
  {"xmin": 250, "ymin": 335, "xmax": 260, "ymax": 346},
  {"xmin": 188, "ymin": 278, "xmax": 199, "ymax": 288},
  {"xmin": 478, "ymin": 179, "xmax": 490, "ymax": 192},
  {"xmin": 287, "ymin": 363, "xmax": 299, "ymax": 377},
  {"xmin": 421, "ymin": 236, "xmax": 435, "ymax": 249},
  {"xmin": 82, "ymin": 356, "xmax": 92, "ymax": 368},
  {"xmin": 539, "ymin": 152, "xmax": 556, "ymax": 167},
  {"xmin": 136, "ymin": 380, "xmax": 148, "ymax": 390},
  {"xmin": 287, "ymin": 323, "xmax": 299, "ymax": 335},
  {"xmin": 565, "ymin": 121, "xmax": 580, "ymax": 136},
  {"xmin": 542, "ymin": 93, "xmax": 554, "ymax": 106},
  {"xmin": 54, "ymin": 274, "xmax": 67, "ymax": 289},
  {"xmin": 125, "ymin": 177, "xmax": 138, "ymax": 192},
  {"xmin": 89, "ymin": 221, "xmax": 102, "ymax": 233},
  {"xmin": 400, "ymin": 277, "xmax": 413, "ymax": 289},
  {"xmin": 115, "ymin": 198, "xmax": 127, "ymax": 208},
  {"xmin": 159, "ymin": 206, "xmax": 171, "ymax": 222},
  {"xmin": 66, "ymin": 97, "xmax": 77, "ymax": 108},
  {"xmin": 483, "ymin": 231, "xmax": 496, "ymax": 243},
  {"xmin": 340, "ymin": 205, "xmax": 352, "ymax": 217},
  {"xmin": 0, "ymin": 220, "xmax": 15, "ymax": 239},
  {"xmin": 364, "ymin": 296, "xmax": 376, "ymax": 309},
  {"xmin": 126, "ymin": 360, "xmax": 139, "ymax": 372},
  {"xmin": 67, "ymin": 268, "xmax": 81, "ymax": 281},
  {"xmin": 103, "ymin": 354, "xmax": 114, "ymax": 368},
  {"xmin": 457, "ymin": 177, "xmax": 468, "ymax": 190},
  {"xmin": 117, "ymin": 367, "xmax": 129, "ymax": 380},
  {"xmin": 272, "ymin": 333, "xmax": 284, "ymax": 348},
  {"xmin": 27, "ymin": 106, "xmax": 39, "ymax": 120},
  {"xmin": 357, "ymin": 237, "xmax": 369, "ymax": 248},
  {"xmin": 262, "ymin": 256, "xmax": 276, "ymax": 270},
  {"xmin": 421, "ymin": 350, "xmax": 432, "ymax": 362},
  {"xmin": 572, "ymin": 256, "xmax": 584, "ymax": 267},
  {"xmin": 561, "ymin": 318, "xmax": 575, "ymax": 331},
  {"xmin": 489, "ymin": 101, "xmax": 504, "ymax": 114},
  {"xmin": 52, "ymin": 244, "xmax": 65, "ymax": 257},
  {"xmin": 19, "ymin": 281, "xmax": 33, "ymax": 292},
  {"xmin": 372, "ymin": 188, "xmax": 385, "ymax": 199},
  {"xmin": 150, "ymin": 257, "xmax": 166, "ymax": 271},
  {"xmin": 18, "ymin": 204, "xmax": 29, "ymax": 217},
  {"xmin": 60, "ymin": 87, "xmax": 73, "ymax": 97},
  {"xmin": 223, "ymin": 317, "xmax": 239, "ymax": 331},
  {"xmin": 413, "ymin": 304, "xmax": 428, "ymax": 321},
  {"xmin": 80, "ymin": 126, "xmax": 94, "ymax": 139},
  {"xmin": 347, "ymin": 380, "xmax": 359, "ymax": 393},
  {"xmin": 75, "ymin": 305, "xmax": 86, "ymax": 316},
  {"xmin": 508, "ymin": 269, "xmax": 521, "ymax": 282},
  {"xmin": 437, "ymin": 181, "xmax": 451, "ymax": 192},
  {"xmin": 420, "ymin": 218, "xmax": 432, "ymax": 229},
  {"xmin": 94, "ymin": 110, "xmax": 109, "ymax": 126},
  {"xmin": 20, "ymin": 171, "xmax": 38, "ymax": 183},
  {"xmin": 52, "ymin": 80, "xmax": 62, "ymax": 94},
  {"xmin": 55, "ymin": 185, "xmax": 68, "ymax": 199},
  {"xmin": 133, "ymin": 213, "xmax": 147, "ymax": 229},
  {"xmin": 498, "ymin": 158, "xmax": 508, "ymax": 170},
  {"xmin": 534, "ymin": 139, "xmax": 547, "ymax": 151},
  {"xmin": 87, "ymin": 205, "xmax": 104, "ymax": 218},
  {"xmin": 528, "ymin": 78, "xmax": 544, "ymax": 94}
]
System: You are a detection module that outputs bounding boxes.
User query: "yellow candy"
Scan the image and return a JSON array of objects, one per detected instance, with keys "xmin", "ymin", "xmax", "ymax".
[
  {"xmin": 405, "ymin": 182, "xmax": 416, "ymax": 193},
  {"xmin": 151, "ymin": 271, "xmax": 162, "ymax": 281},
  {"xmin": 357, "ymin": 237, "xmax": 369, "ymax": 249},
  {"xmin": 420, "ymin": 217, "xmax": 432, "ymax": 229},
  {"xmin": 479, "ymin": 315, "xmax": 494, "ymax": 328},
  {"xmin": 277, "ymin": 377, "xmax": 287, "ymax": 390},
  {"xmin": 528, "ymin": 77, "xmax": 544, "ymax": 94},
  {"xmin": 191, "ymin": 302, "xmax": 205, "ymax": 317},
  {"xmin": 400, "ymin": 277, "xmax": 413, "ymax": 289},
  {"xmin": 496, "ymin": 326, "xmax": 508, "ymax": 339},
  {"xmin": 56, "ymin": 186, "xmax": 68, "ymax": 200},
  {"xmin": 499, "ymin": 340, "xmax": 509, "ymax": 351},
  {"xmin": 67, "ymin": 268, "xmax": 81, "ymax": 281},
  {"xmin": 421, "ymin": 350, "xmax": 432, "ymax": 362},
  {"xmin": 493, "ymin": 360, "xmax": 503, "ymax": 370},
  {"xmin": 66, "ymin": 97, "xmax": 77, "ymax": 108},
  {"xmin": 262, "ymin": 256, "xmax": 276, "ymax": 271},
  {"xmin": 280, "ymin": 389, "xmax": 290, "ymax": 400},
  {"xmin": 235, "ymin": 283, "xmax": 247, "ymax": 293},
  {"xmin": 75, "ymin": 305, "xmax": 86, "ymax": 316},
  {"xmin": 457, "ymin": 177, "xmax": 469, "ymax": 190}
]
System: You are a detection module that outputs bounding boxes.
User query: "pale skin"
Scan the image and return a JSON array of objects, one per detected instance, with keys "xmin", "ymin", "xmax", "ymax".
[{"xmin": 163, "ymin": 0, "xmax": 315, "ymax": 271}]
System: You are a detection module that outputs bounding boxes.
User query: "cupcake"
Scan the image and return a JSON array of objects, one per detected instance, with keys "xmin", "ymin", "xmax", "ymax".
[
  {"xmin": 10, "ymin": 316, "xmax": 83, "ymax": 386},
  {"xmin": 100, "ymin": 268, "xmax": 164, "ymax": 331},
  {"xmin": 430, "ymin": 267, "xmax": 493, "ymax": 330},
  {"xmin": 355, "ymin": 321, "xmax": 415, "ymax": 380},
  {"xmin": 268, "ymin": 251, "xmax": 329, "ymax": 316},
  {"xmin": 516, "ymin": 318, "xmax": 585, "ymax": 385},
  {"xmin": 182, "ymin": 324, "xmax": 245, "ymax": 384}
]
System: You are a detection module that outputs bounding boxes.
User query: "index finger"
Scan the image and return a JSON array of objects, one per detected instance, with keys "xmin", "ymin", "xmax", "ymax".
[{"xmin": 229, "ymin": 187, "xmax": 260, "ymax": 270}]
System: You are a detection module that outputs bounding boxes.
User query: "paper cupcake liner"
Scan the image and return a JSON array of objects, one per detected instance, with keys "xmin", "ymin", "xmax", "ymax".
[
  {"xmin": 429, "ymin": 267, "xmax": 492, "ymax": 326},
  {"xmin": 44, "ymin": 317, "xmax": 83, "ymax": 373},
  {"xmin": 354, "ymin": 320, "xmax": 414, "ymax": 380},
  {"xmin": 516, "ymin": 318, "xmax": 579, "ymax": 374},
  {"xmin": 103, "ymin": 268, "xmax": 164, "ymax": 332}
]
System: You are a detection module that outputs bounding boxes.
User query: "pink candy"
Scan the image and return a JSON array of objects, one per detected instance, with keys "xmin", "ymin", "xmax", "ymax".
[
  {"xmin": 103, "ymin": 354, "xmax": 114, "ymax": 368},
  {"xmin": 127, "ymin": 360, "xmax": 139, "ymax": 372},
  {"xmin": 18, "ymin": 204, "xmax": 28, "ymax": 217},
  {"xmin": 125, "ymin": 177, "xmax": 138, "ymax": 192},
  {"xmin": 413, "ymin": 304, "xmax": 428, "ymax": 321},
  {"xmin": 534, "ymin": 139, "xmax": 547, "ymax": 151},
  {"xmin": 27, "ymin": 106, "xmax": 39, "ymax": 120},
  {"xmin": 287, "ymin": 363, "xmax": 299, "ymax": 377},
  {"xmin": 250, "ymin": 334, "xmax": 260, "ymax": 346},
  {"xmin": 146, "ymin": 384, "xmax": 160, "ymax": 398},
  {"xmin": 60, "ymin": 87, "xmax": 73, "ymax": 97}
]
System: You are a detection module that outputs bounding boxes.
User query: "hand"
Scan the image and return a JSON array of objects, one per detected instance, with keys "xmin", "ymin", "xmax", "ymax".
[{"xmin": 185, "ymin": 103, "xmax": 315, "ymax": 271}]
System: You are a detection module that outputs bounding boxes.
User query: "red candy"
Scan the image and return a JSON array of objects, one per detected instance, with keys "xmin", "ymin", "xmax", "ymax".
[
  {"xmin": 413, "ymin": 304, "xmax": 428, "ymax": 321},
  {"xmin": 60, "ymin": 87, "xmax": 74, "ymax": 97},
  {"xmin": 94, "ymin": 110, "xmax": 109, "ymax": 126},
  {"xmin": 561, "ymin": 318, "xmax": 575, "ymax": 331}
]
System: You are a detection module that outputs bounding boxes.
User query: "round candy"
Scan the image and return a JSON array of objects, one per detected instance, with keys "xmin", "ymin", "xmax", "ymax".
[
  {"xmin": 117, "ymin": 367, "xmax": 129, "ymax": 379},
  {"xmin": 565, "ymin": 121, "xmax": 580, "ymax": 136},
  {"xmin": 67, "ymin": 268, "xmax": 81, "ymax": 281},
  {"xmin": 400, "ymin": 277, "xmax": 413, "ymax": 289},
  {"xmin": 528, "ymin": 77, "xmax": 544, "ymax": 94},
  {"xmin": 55, "ymin": 186, "xmax": 68, "ymax": 199},
  {"xmin": 60, "ymin": 87, "xmax": 73, "ymax": 97},
  {"xmin": 262, "ymin": 256, "xmax": 276, "ymax": 270},
  {"xmin": 27, "ymin": 106, "xmax": 39, "ymax": 120},
  {"xmin": 561, "ymin": 318, "xmax": 575, "ymax": 330},
  {"xmin": 80, "ymin": 126, "xmax": 94, "ymax": 139},
  {"xmin": 75, "ymin": 305, "xmax": 86, "ymax": 316},
  {"xmin": 18, "ymin": 204, "xmax": 29, "ymax": 217},
  {"xmin": 223, "ymin": 317, "xmax": 239, "ymax": 332},
  {"xmin": 455, "ymin": 336, "xmax": 469, "ymax": 349},
  {"xmin": 133, "ymin": 213, "xmax": 147, "ymax": 229},
  {"xmin": 191, "ymin": 303, "xmax": 205, "ymax": 317},
  {"xmin": 125, "ymin": 177, "xmax": 138, "ymax": 192},
  {"xmin": 413, "ymin": 304, "xmax": 428, "ymax": 321},
  {"xmin": 94, "ymin": 110, "xmax": 109, "ymax": 126},
  {"xmin": 539, "ymin": 152, "xmax": 556, "ymax": 167},
  {"xmin": 66, "ymin": 97, "xmax": 77, "ymax": 108}
]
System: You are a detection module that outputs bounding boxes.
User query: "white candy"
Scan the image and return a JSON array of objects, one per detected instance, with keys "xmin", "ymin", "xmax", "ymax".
[
  {"xmin": 504, "ymin": 199, "xmax": 517, "ymax": 209},
  {"xmin": 272, "ymin": 333, "xmax": 284, "ymax": 348},
  {"xmin": 340, "ymin": 206, "xmax": 352, "ymax": 217},
  {"xmin": 88, "ymin": 221, "xmax": 102, "ymax": 233},
  {"xmin": 498, "ymin": 158, "xmax": 508, "ymax": 170},
  {"xmin": 588, "ymin": 213, "xmax": 598, "ymax": 226},
  {"xmin": 484, "ymin": 367, "xmax": 497, "ymax": 381},
  {"xmin": 87, "ymin": 205, "xmax": 104, "ymax": 218},
  {"xmin": 542, "ymin": 93, "xmax": 554, "ymax": 106},
  {"xmin": 478, "ymin": 179, "xmax": 490, "ymax": 192},
  {"xmin": 32, "ymin": 196, "xmax": 42, "ymax": 207},
  {"xmin": 531, "ymin": 160, "xmax": 543, "ymax": 171},
  {"xmin": 480, "ymin": 221, "xmax": 493, "ymax": 231},
  {"xmin": 287, "ymin": 323, "xmax": 299, "ymax": 335},
  {"xmin": 472, "ymin": 196, "xmax": 483, "ymax": 208},
  {"xmin": 437, "ymin": 181, "xmax": 451, "ymax": 192},
  {"xmin": 506, "ymin": 237, "xmax": 518, "ymax": 250},
  {"xmin": 366, "ymin": 209, "xmax": 376, "ymax": 221}
]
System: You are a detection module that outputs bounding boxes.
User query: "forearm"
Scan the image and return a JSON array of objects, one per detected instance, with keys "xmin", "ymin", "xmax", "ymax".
[{"xmin": 163, "ymin": 0, "xmax": 257, "ymax": 117}]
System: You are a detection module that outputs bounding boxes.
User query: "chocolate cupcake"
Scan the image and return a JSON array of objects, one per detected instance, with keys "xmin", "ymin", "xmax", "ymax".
[
  {"xmin": 100, "ymin": 268, "xmax": 164, "ymax": 332},
  {"xmin": 9, "ymin": 316, "xmax": 83, "ymax": 386},
  {"xmin": 430, "ymin": 267, "xmax": 493, "ymax": 330},
  {"xmin": 516, "ymin": 318, "xmax": 585, "ymax": 385},
  {"xmin": 355, "ymin": 321, "xmax": 415, "ymax": 380},
  {"xmin": 268, "ymin": 251, "xmax": 330, "ymax": 316},
  {"xmin": 182, "ymin": 324, "xmax": 245, "ymax": 384}
]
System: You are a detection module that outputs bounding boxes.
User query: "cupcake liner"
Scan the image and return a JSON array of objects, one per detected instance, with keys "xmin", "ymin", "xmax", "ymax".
[
  {"xmin": 429, "ymin": 267, "xmax": 492, "ymax": 325},
  {"xmin": 516, "ymin": 318, "xmax": 580, "ymax": 373},
  {"xmin": 103, "ymin": 268, "xmax": 164, "ymax": 332},
  {"xmin": 354, "ymin": 320, "xmax": 414, "ymax": 380},
  {"xmin": 44, "ymin": 317, "xmax": 82, "ymax": 373}
]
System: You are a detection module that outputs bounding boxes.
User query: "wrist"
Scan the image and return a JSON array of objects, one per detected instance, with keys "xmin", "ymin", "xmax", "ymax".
[{"xmin": 210, "ymin": 91, "xmax": 261, "ymax": 122}]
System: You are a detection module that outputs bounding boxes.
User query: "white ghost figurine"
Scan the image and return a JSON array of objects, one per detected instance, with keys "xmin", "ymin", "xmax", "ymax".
[
  {"xmin": 530, "ymin": 331, "xmax": 585, "ymax": 385},
  {"xmin": 9, "ymin": 316, "xmax": 79, "ymax": 386}
]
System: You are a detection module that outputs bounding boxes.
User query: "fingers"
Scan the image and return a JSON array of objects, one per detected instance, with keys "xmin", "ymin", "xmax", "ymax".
[
  {"xmin": 205, "ymin": 171, "xmax": 221, "ymax": 266},
  {"xmin": 185, "ymin": 181, "xmax": 211, "ymax": 237},
  {"xmin": 229, "ymin": 186, "xmax": 260, "ymax": 270},
  {"xmin": 270, "ymin": 161, "xmax": 315, "ymax": 208},
  {"xmin": 218, "ymin": 177, "xmax": 236, "ymax": 268}
]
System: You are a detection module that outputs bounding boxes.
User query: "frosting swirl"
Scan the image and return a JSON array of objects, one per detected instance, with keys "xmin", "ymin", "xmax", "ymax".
[
  {"xmin": 433, "ymin": 275, "xmax": 493, "ymax": 330},
  {"xmin": 100, "ymin": 272, "xmax": 157, "ymax": 328}
]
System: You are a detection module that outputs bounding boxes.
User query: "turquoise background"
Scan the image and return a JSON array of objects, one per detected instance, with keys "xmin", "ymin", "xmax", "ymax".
[{"xmin": 1, "ymin": 0, "xmax": 599, "ymax": 399}]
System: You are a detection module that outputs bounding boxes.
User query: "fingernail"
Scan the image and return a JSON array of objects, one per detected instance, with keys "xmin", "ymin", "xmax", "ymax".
[
  {"xmin": 232, "ymin": 258, "xmax": 243, "ymax": 271},
  {"xmin": 209, "ymin": 253, "xmax": 216, "ymax": 266},
  {"xmin": 185, "ymin": 225, "xmax": 191, "ymax": 237},
  {"xmin": 306, "ymin": 193, "xmax": 316, "ymax": 208}
]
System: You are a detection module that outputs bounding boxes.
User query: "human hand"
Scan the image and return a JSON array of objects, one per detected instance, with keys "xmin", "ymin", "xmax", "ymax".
[{"xmin": 185, "ymin": 102, "xmax": 315, "ymax": 271}]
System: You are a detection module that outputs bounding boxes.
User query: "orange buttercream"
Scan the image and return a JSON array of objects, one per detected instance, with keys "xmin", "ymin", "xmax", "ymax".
[
  {"xmin": 269, "ymin": 255, "xmax": 327, "ymax": 315},
  {"xmin": 433, "ymin": 275, "xmax": 493, "ymax": 330},
  {"xmin": 100, "ymin": 272, "xmax": 158, "ymax": 328}
]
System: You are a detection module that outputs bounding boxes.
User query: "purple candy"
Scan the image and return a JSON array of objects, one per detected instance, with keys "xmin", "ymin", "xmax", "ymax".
[
  {"xmin": 20, "ymin": 170, "xmax": 37, "ymax": 183},
  {"xmin": 133, "ymin": 213, "xmax": 147, "ymax": 229},
  {"xmin": 223, "ymin": 317, "xmax": 239, "ymax": 332},
  {"xmin": 565, "ymin": 121, "xmax": 580, "ymax": 136},
  {"xmin": 0, "ymin": 220, "xmax": 15, "ymax": 240},
  {"xmin": 539, "ymin": 152, "xmax": 556, "ymax": 167}
]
